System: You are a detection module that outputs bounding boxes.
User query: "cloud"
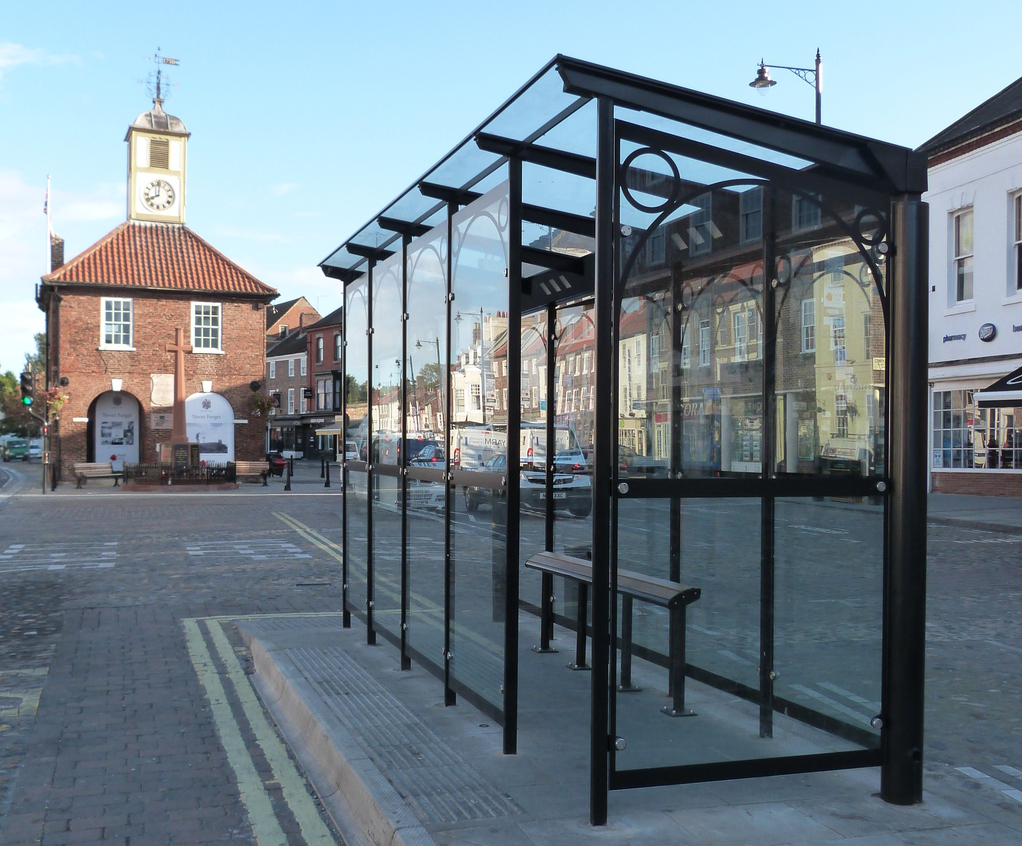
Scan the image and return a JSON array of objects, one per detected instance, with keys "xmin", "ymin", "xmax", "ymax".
[
  {"xmin": 0, "ymin": 43, "xmax": 77, "ymax": 80},
  {"xmin": 272, "ymin": 183, "xmax": 301, "ymax": 197}
]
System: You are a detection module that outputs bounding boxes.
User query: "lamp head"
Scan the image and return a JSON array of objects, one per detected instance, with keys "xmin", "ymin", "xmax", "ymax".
[{"xmin": 750, "ymin": 61, "xmax": 776, "ymax": 92}]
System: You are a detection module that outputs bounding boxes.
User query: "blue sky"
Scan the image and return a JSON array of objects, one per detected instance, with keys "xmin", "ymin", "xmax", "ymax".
[{"xmin": 1, "ymin": 0, "xmax": 1019, "ymax": 374}]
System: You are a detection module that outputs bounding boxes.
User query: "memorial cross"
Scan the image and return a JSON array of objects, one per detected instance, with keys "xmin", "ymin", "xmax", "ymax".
[{"xmin": 166, "ymin": 327, "xmax": 192, "ymax": 446}]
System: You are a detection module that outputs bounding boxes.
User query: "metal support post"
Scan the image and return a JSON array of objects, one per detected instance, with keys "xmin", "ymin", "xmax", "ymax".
[{"xmin": 882, "ymin": 196, "xmax": 928, "ymax": 805}]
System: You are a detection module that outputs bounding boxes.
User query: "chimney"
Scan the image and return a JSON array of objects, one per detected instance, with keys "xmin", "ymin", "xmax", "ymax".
[{"xmin": 50, "ymin": 235, "xmax": 64, "ymax": 271}]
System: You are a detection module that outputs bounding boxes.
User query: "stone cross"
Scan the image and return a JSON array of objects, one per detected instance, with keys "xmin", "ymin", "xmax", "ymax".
[{"xmin": 165, "ymin": 327, "xmax": 192, "ymax": 446}]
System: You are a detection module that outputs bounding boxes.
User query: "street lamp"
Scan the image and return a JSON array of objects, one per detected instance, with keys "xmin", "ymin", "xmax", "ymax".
[
  {"xmin": 750, "ymin": 49, "xmax": 822, "ymax": 125},
  {"xmin": 415, "ymin": 337, "xmax": 443, "ymax": 430}
]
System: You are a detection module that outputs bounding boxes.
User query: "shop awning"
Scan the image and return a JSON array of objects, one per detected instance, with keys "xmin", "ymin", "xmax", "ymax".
[
  {"xmin": 315, "ymin": 426, "xmax": 344, "ymax": 436},
  {"xmin": 975, "ymin": 363, "xmax": 1022, "ymax": 408}
]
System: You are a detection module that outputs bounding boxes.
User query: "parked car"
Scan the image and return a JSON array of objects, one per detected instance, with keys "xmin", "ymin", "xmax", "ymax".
[
  {"xmin": 2, "ymin": 438, "xmax": 29, "ymax": 462},
  {"xmin": 552, "ymin": 447, "xmax": 589, "ymax": 474},
  {"xmin": 265, "ymin": 451, "xmax": 287, "ymax": 477},
  {"xmin": 402, "ymin": 451, "xmax": 447, "ymax": 510},
  {"xmin": 28, "ymin": 440, "xmax": 42, "ymax": 460},
  {"xmin": 344, "ymin": 441, "xmax": 359, "ymax": 461},
  {"xmin": 464, "ymin": 453, "xmax": 592, "ymax": 517}
]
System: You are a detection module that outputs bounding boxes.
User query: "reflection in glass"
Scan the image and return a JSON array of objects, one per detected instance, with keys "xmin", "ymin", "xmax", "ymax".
[{"xmin": 345, "ymin": 279, "xmax": 370, "ymax": 625}]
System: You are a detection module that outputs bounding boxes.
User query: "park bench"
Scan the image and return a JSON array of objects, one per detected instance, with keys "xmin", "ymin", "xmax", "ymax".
[
  {"xmin": 73, "ymin": 461, "xmax": 122, "ymax": 488},
  {"xmin": 234, "ymin": 460, "xmax": 271, "ymax": 486},
  {"xmin": 525, "ymin": 550, "xmax": 701, "ymax": 716}
]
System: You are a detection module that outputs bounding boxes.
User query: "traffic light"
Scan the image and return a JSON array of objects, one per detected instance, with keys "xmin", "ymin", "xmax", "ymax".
[{"xmin": 19, "ymin": 371, "xmax": 34, "ymax": 406}]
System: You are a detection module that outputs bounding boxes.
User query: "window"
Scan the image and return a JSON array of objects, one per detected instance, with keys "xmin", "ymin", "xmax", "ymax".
[
  {"xmin": 269, "ymin": 361, "xmax": 276, "ymax": 379},
  {"xmin": 470, "ymin": 383, "xmax": 481, "ymax": 410},
  {"xmin": 149, "ymin": 138, "xmax": 169, "ymax": 169},
  {"xmin": 334, "ymin": 333, "xmax": 342, "ymax": 361},
  {"xmin": 793, "ymin": 193, "xmax": 821, "ymax": 231},
  {"xmin": 300, "ymin": 357, "xmax": 307, "ymax": 377},
  {"xmin": 316, "ymin": 336, "xmax": 324, "ymax": 364},
  {"xmin": 192, "ymin": 303, "xmax": 221, "ymax": 351},
  {"xmin": 454, "ymin": 388, "xmax": 465, "ymax": 413},
  {"xmin": 835, "ymin": 392, "xmax": 849, "ymax": 438},
  {"xmin": 699, "ymin": 319, "xmax": 711, "ymax": 366},
  {"xmin": 953, "ymin": 208, "xmax": 973, "ymax": 302},
  {"xmin": 831, "ymin": 315, "xmax": 846, "ymax": 364},
  {"xmin": 287, "ymin": 388, "xmax": 295, "ymax": 415},
  {"xmin": 1014, "ymin": 194, "xmax": 1022, "ymax": 292},
  {"xmin": 689, "ymin": 193, "xmax": 712, "ymax": 256},
  {"xmin": 288, "ymin": 359, "xmax": 295, "ymax": 378},
  {"xmin": 801, "ymin": 299, "xmax": 815, "ymax": 353},
  {"xmin": 863, "ymin": 313, "xmax": 871, "ymax": 356},
  {"xmin": 279, "ymin": 325, "xmax": 288, "ymax": 339},
  {"xmin": 300, "ymin": 392, "xmax": 307, "ymax": 414},
  {"xmin": 733, "ymin": 311, "xmax": 748, "ymax": 361},
  {"xmin": 646, "ymin": 230, "xmax": 665, "ymax": 265},
  {"xmin": 740, "ymin": 187, "xmax": 763, "ymax": 243},
  {"xmin": 681, "ymin": 328, "xmax": 691, "ymax": 369},
  {"xmin": 101, "ymin": 298, "xmax": 133, "ymax": 348}
]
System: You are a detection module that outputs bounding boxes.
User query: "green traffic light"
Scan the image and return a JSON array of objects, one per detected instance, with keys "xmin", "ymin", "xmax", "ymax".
[{"xmin": 22, "ymin": 396, "xmax": 32, "ymax": 406}]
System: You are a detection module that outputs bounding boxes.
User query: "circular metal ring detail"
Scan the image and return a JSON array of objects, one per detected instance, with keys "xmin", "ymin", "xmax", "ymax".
[
  {"xmin": 854, "ymin": 208, "xmax": 888, "ymax": 247},
  {"xmin": 620, "ymin": 148, "xmax": 681, "ymax": 215}
]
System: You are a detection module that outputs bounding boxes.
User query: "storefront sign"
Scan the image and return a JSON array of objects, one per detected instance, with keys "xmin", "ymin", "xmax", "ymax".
[
  {"xmin": 942, "ymin": 333, "xmax": 966, "ymax": 343},
  {"xmin": 978, "ymin": 323, "xmax": 997, "ymax": 342}
]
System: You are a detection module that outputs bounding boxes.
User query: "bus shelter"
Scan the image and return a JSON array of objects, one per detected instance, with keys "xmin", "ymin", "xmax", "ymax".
[{"xmin": 320, "ymin": 56, "xmax": 929, "ymax": 825}]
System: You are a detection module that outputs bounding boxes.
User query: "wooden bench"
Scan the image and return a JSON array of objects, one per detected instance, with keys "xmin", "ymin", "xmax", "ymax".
[
  {"xmin": 234, "ymin": 460, "xmax": 271, "ymax": 486},
  {"xmin": 73, "ymin": 462, "xmax": 122, "ymax": 488},
  {"xmin": 525, "ymin": 550, "xmax": 701, "ymax": 717}
]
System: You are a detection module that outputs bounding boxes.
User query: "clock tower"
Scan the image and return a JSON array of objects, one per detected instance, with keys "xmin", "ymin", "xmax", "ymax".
[{"xmin": 125, "ymin": 95, "xmax": 189, "ymax": 224}]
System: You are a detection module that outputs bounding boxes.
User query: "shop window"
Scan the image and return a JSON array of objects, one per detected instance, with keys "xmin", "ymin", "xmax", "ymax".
[{"xmin": 952, "ymin": 208, "xmax": 974, "ymax": 302}]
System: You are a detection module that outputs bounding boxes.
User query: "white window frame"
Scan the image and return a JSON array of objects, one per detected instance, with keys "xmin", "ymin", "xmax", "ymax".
[
  {"xmin": 288, "ymin": 359, "xmax": 295, "ymax": 378},
  {"xmin": 316, "ymin": 336, "xmax": 324, "ymax": 364},
  {"xmin": 681, "ymin": 329, "xmax": 691, "ymax": 369},
  {"xmin": 334, "ymin": 333, "xmax": 342, "ymax": 361},
  {"xmin": 952, "ymin": 207, "xmax": 974, "ymax": 303},
  {"xmin": 300, "ymin": 357, "xmax": 307, "ymax": 377},
  {"xmin": 699, "ymin": 319, "xmax": 711, "ymax": 367},
  {"xmin": 269, "ymin": 361, "xmax": 276, "ymax": 379},
  {"xmin": 831, "ymin": 315, "xmax": 846, "ymax": 364},
  {"xmin": 733, "ymin": 311, "xmax": 748, "ymax": 361},
  {"xmin": 1014, "ymin": 193, "xmax": 1022, "ymax": 293},
  {"xmin": 192, "ymin": 302, "xmax": 222, "ymax": 352},
  {"xmin": 287, "ymin": 388, "xmax": 295, "ymax": 415},
  {"xmin": 101, "ymin": 297, "xmax": 133, "ymax": 349},
  {"xmin": 801, "ymin": 299, "xmax": 815, "ymax": 353}
]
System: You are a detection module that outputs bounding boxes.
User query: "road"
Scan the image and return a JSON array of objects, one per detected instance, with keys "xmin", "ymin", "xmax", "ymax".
[{"xmin": 0, "ymin": 463, "xmax": 1019, "ymax": 842}]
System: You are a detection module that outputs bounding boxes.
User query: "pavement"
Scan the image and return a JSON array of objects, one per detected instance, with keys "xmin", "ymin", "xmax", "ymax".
[{"xmin": 1, "ymin": 460, "xmax": 1020, "ymax": 846}]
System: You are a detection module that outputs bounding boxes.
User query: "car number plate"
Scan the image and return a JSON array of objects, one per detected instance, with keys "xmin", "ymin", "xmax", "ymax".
[{"xmin": 539, "ymin": 491, "xmax": 568, "ymax": 500}]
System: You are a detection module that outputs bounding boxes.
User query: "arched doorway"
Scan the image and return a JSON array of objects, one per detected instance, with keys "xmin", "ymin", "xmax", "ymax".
[
  {"xmin": 91, "ymin": 392, "xmax": 141, "ymax": 471},
  {"xmin": 185, "ymin": 392, "xmax": 235, "ymax": 463}
]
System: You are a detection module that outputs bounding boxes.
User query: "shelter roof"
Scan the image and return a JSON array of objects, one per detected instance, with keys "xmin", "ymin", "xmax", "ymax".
[
  {"xmin": 42, "ymin": 221, "xmax": 277, "ymax": 300},
  {"xmin": 320, "ymin": 55, "xmax": 925, "ymax": 283}
]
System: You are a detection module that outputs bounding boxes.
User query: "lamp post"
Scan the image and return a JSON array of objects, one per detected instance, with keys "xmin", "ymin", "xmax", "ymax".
[
  {"xmin": 750, "ymin": 49, "xmax": 822, "ymax": 125},
  {"xmin": 416, "ymin": 337, "xmax": 443, "ymax": 430}
]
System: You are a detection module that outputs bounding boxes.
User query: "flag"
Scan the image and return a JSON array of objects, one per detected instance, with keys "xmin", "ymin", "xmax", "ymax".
[{"xmin": 43, "ymin": 187, "xmax": 48, "ymax": 216}]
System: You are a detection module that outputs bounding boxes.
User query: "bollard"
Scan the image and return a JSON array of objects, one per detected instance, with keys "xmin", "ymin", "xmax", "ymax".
[
  {"xmin": 284, "ymin": 461, "xmax": 291, "ymax": 491},
  {"xmin": 320, "ymin": 456, "xmax": 325, "ymax": 479},
  {"xmin": 325, "ymin": 461, "xmax": 331, "ymax": 488}
]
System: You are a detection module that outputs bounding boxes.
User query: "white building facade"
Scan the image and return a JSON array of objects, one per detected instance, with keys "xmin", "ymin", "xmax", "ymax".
[{"xmin": 922, "ymin": 78, "xmax": 1022, "ymax": 494}]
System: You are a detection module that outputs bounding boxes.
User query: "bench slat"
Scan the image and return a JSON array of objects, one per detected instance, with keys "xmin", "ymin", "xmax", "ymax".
[{"xmin": 525, "ymin": 552, "xmax": 699, "ymax": 607}]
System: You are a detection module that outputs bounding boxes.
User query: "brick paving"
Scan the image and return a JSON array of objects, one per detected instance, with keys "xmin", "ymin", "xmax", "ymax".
[{"xmin": 0, "ymin": 470, "xmax": 347, "ymax": 846}]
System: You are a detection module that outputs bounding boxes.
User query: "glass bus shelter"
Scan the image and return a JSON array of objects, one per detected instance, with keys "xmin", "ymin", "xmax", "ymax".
[{"xmin": 320, "ymin": 56, "xmax": 929, "ymax": 825}]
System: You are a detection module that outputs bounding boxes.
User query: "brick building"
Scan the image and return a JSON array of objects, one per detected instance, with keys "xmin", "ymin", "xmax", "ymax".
[
  {"xmin": 265, "ymin": 296, "xmax": 320, "ymax": 350},
  {"xmin": 36, "ymin": 95, "xmax": 277, "ymax": 478}
]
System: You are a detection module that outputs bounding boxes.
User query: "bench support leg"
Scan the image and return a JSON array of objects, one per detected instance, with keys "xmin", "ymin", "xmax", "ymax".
[
  {"xmin": 567, "ymin": 582, "xmax": 590, "ymax": 671},
  {"xmin": 532, "ymin": 572, "xmax": 558, "ymax": 654},
  {"xmin": 661, "ymin": 607, "xmax": 695, "ymax": 717},
  {"xmin": 113, "ymin": 477, "xmax": 119, "ymax": 487},
  {"xmin": 617, "ymin": 595, "xmax": 641, "ymax": 692}
]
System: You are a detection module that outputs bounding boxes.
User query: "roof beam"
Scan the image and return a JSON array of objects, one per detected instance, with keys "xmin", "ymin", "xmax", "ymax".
[
  {"xmin": 475, "ymin": 133, "xmax": 596, "ymax": 179},
  {"xmin": 377, "ymin": 216, "xmax": 433, "ymax": 238},
  {"xmin": 320, "ymin": 265, "xmax": 364, "ymax": 282},
  {"xmin": 521, "ymin": 246, "xmax": 587, "ymax": 275},
  {"xmin": 345, "ymin": 243, "xmax": 396, "ymax": 260}
]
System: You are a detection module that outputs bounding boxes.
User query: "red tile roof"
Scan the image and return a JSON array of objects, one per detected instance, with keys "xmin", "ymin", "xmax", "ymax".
[{"xmin": 42, "ymin": 221, "xmax": 277, "ymax": 298}]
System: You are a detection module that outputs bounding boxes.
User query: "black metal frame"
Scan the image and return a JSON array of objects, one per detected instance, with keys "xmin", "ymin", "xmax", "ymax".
[{"xmin": 322, "ymin": 55, "xmax": 928, "ymax": 828}]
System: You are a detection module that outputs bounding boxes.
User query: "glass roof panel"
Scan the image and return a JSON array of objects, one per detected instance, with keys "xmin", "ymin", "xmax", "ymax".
[
  {"xmin": 617, "ymin": 105, "xmax": 813, "ymax": 172},
  {"xmin": 521, "ymin": 162, "xmax": 595, "ymax": 219},
  {"xmin": 382, "ymin": 186, "xmax": 442, "ymax": 226},
  {"xmin": 471, "ymin": 164, "xmax": 510, "ymax": 196},
  {"xmin": 349, "ymin": 219, "xmax": 399, "ymax": 251},
  {"xmin": 483, "ymin": 65, "xmax": 585, "ymax": 143},
  {"xmin": 321, "ymin": 245, "xmax": 364, "ymax": 270},
  {"xmin": 533, "ymin": 98, "xmax": 598, "ymax": 159},
  {"xmin": 427, "ymin": 144, "xmax": 502, "ymax": 190}
]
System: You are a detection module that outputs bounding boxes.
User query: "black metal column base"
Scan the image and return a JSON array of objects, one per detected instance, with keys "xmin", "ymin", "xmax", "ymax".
[
  {"xmin": 661, "ymin": 706, "xmax": 696, "ymax": 718},
  {"xmin": 532, "ymin": 645, "xmax": 559, "ymax": 654},
  {"xmin": 617, "ymin": 684, "xmax": 642, "ymax": 693},
  {"xmin": 567, "ymin": 662, "xmax": 591, "ymax": 671}
]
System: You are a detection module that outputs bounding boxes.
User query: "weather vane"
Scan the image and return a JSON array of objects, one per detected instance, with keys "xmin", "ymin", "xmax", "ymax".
[{"xmin": 140, "ymin": 47, "xmax": 180, "ymax": 105}]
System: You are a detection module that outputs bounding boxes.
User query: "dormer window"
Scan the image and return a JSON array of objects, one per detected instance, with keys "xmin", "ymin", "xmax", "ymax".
[
  {"xmin": 279, "ymin": 325, "xmax": 288, "ymax": 339},
  {"xmin": 150, "ymin": 138, "xmax": 170, "ymax": 169}
]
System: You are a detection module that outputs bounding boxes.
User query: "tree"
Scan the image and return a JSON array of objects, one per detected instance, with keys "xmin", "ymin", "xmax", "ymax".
[
  {"xmin": 24, "ymin": 333, "xmax": 45, "ymax": 374},
  {"xmin": 345, "ymin": 375, "xmax": 367, "ymax": 404},
  {"xmin": 0, "ymin": 371, "xmax": 31, "ymax": 435}
]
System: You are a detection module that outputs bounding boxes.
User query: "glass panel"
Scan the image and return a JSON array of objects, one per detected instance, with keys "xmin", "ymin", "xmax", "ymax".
[
  {"xmin": 371, "ymin": 252, "xmax": 404, "ymax": 644},
  {"xmin": 484, "ymin": 64, "xmax": 582, "ymax": 142},
  {"xmin": 774, "ymin": 498, "xmax": 882, "ymax": 747},
  {"xmin": 449, "ymin": 183, "xmax": 510, "ymax": 712},
  {"xmin": 344, "ymin": 279, "xmax": 370, "ymax": 625},
  {"xmin": 406, "ymin": 221, "xmax": 449, "ymax": 667},
  {"xmin": 519, "ymin": 310, "xmax": 549, "ymax": 617},
  {"xmin": 775, "ymin": 213, "xmax": 887, "ymax": 477},
  {"xmin": 614, "ymin": 497, "xmax": 763, "ymax": 770}
]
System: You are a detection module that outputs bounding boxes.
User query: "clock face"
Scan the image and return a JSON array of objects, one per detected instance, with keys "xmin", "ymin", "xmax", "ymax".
[{"xmin": 142, "ymin": 179, "xmax": 175, "ymax": 211}]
